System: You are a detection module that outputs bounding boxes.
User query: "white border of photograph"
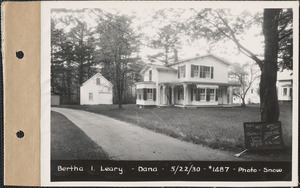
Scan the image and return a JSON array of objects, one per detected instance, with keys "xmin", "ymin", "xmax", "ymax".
[{"xmin": 41, "ymin": 1, "xmax": 299, "ymax": 186}]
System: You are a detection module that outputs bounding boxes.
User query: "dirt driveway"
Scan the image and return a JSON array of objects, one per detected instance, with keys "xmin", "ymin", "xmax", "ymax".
[{"xmin": 52, "ymin": 107, "xmax": 272, "ymax": 161}]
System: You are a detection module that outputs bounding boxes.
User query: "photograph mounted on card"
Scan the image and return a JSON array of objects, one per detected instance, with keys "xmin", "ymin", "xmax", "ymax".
[{"xmin": 39, "ymin": 1, "xmax": 298, "ymax": 186}]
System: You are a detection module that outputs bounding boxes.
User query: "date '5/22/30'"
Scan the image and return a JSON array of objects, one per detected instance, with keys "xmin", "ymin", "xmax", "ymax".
[
  {"xmin": 170, "ymin": 165, "xmax": 201, "ymax": 175},
  {"xmin": 170, "ymin": 165, "xmax": 230, "ymax": 175}
]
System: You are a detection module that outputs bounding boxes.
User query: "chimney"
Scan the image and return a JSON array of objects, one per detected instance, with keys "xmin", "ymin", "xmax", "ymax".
[{"xmin": 174, "ymin": 49, "xmax": 178, "ymax": 62}]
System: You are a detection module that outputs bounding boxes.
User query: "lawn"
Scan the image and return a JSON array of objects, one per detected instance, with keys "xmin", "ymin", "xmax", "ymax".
[
  {"xmin": 51, "ymin": 111, "xmax": 110, "ymax": 160},
  {"xmin": 59, "ymin": 103, "xmax": 293, "ymax": 153}
]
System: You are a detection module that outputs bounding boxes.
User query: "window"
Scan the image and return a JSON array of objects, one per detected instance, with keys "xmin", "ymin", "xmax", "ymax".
[
  {"xmin": 96, "ymin": 78, "xmax": 100, "ymax": 85},
  {"xmin": 147, "ymin": 89, "xmax": 153, "ymax": 100},
  {"xmin": 200, "ymin": 88, "xmax": 206, "ymax": 100},
  {"xmin": 178, "ymin": 65, "xmax": 186, "ymax": 78},
  {"xmin": 149, "ymin": 70, "xmax": 152, "ymax": 81},
  {"xmin": 89, "ymin": 93, "xmax": 93, "ymax": 101},
  {"xmin": 200, "ymin": 66, "xmax": 214, "ymax": 79},
  {"xmin": 283, "ymin": 88, "xmax": 287, "ymax": 96},
  {"xmin": 208, "ymin": 89, "xmax": 215, "ymax": 101},
  {"xmin": 289, "ymin": 88, "xmax": 292, "ymax": 97},
  {"xmin": 204, "ymin": 66, "xmax": 211, "ymax": 78},
  {"xmin": 191, "ymin": 65, "xmax": 199, "ymax": 77},
  {"xmin": 251, "ymin": 89, "xmax": 254, "ymax": 94}
]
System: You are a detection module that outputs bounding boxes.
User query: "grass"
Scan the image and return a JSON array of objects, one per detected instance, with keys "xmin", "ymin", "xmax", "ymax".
[
  {"xmin": 58, "ymin": 103, "xmax": 293, "ymax": 153},
  {"xmin": 51, "ymin": 111, "xmax": 110, "ymax": 160}
]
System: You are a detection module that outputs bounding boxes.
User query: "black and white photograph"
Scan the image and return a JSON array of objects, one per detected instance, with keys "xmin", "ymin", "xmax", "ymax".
[{"xmin": 40, "ymin": 1, "xmax": 298, "ymax": 186}]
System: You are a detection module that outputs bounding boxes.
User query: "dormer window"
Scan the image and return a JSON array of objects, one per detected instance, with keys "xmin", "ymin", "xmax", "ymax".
[{"xmin": 96, "ymin": 78, "xmax": 100, "ymax": 85}]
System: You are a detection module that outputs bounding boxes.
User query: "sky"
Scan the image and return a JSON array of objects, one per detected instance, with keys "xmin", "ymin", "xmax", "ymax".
[{"xmin": 51, "ymin": 4, "xmax": 265, "ymax": 68}]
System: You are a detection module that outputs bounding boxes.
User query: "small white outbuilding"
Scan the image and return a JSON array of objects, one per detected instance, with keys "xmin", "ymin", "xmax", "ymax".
[{"xmin": 80, "ymin": 73, "xmax": 113, "ymax": 105}]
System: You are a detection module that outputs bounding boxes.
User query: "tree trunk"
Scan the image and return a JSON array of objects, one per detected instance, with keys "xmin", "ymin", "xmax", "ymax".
[
  {"xmin": 260, "ymin": 9, "xmax": 280, "ymax": 122},
  {"xmin": 241, "ymin": 97, "xmax": 246, "ymax": 107}
]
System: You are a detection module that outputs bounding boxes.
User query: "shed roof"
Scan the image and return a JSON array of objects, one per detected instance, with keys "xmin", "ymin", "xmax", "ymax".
[{"xmin": 81, "ymin": 72, "xmax": 113, "ymax": 87}]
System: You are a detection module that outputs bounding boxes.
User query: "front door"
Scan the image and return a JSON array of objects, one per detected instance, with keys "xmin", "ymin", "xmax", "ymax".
[{"xmin": 218, "ymin": 87, "xmax": 228, "ymax": 104}]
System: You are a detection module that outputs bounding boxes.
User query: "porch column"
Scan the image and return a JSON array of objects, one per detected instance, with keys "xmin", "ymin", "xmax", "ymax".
[
  {"xmin": 171, "ymin": 85, "xmax": 175, "ymax": 105},
  {"xmin": 162, "ymin": 85, "xmax": 166, "ymax": 105},
  {"xmin": 229, "ymin": 86, "xmax": 233, "ymax": 104},
  {"xmin": 183, "ymin": 84, "xmax": 188, "ymax": 106},
  {"xmin": 214, "ymin": 88, "xmax": 217, "ymax": 101}
]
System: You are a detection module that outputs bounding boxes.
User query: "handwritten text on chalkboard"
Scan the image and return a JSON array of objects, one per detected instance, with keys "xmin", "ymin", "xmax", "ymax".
[{"xmin": 243, "ymin": 122, "xmax": 283, "ymax": 150}]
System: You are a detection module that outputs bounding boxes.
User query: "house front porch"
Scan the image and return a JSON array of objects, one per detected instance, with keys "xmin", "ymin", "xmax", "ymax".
[{"xmin": 157, "ymin": 82, "xmax": 240, "ymax": 107}]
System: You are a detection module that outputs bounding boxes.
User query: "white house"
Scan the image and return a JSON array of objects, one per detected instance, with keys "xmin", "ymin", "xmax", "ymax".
[
  {"xmin": 136, "ymin": 54, "xmax": 240, "ymax": 107},
  {"xmin": 232, "ymin": 82, "xmax": 260, "ymax": 105},
  {"xmin": 277, "ymin": 70, "xmax": 293, "ymax": 102},
  {"xmin": 80, "ymin": 73, "xmax": 113, "ymax": 105}
]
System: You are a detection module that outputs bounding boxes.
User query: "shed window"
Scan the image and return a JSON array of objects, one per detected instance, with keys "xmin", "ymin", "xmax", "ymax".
[
  {"xmin": 96, "ymin": 78, "xmax": 100, "ymax": 85},
  {"xmin": 283, "ymin": 88, "xmax": 287, "ymax": 96},
  {"xmin": 89, "ymin": 93, "xmax": 93, "ymax": 101}
]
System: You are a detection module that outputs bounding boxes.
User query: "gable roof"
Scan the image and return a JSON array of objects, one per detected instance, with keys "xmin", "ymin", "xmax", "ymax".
[
  {"xmin": 140, "ymin": 64, "xmax": 177, "ymax": 74},
  {"xmin": 81, "ymin": 72, "xmax": 113, "ymax": 87},
  {"xmin": 167, "ymin": 53, "xmax": 231, "ymax": 67}
]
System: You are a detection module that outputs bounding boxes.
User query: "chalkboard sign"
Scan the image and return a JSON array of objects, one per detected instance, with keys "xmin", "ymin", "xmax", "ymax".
[{"xmin": 243, "ymin": 122, "xmax": 284, "ymax": 150}]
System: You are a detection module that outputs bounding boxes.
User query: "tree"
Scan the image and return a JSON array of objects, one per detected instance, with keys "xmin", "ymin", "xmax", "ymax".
[
  {"xmin": 94, "ymin": 10, "xmax": 141, "ymax": 108},
  {"xmin": 69, "ymin": 18, "xmax": 98, "ymax": 103},
  {"xmin": 229, "ymin": 63, "xmax": 260, "ymax": 107},
  {"xmin": 51, "ymin": 17, "xmax": 77, "ymax": 104},
  {"xmin": 189, "ymin": 8, "xmax": 293, "ymax": 122},
  {"xmin": 148, "ymin": 24, "xmax": 182, "ymax": 64}
]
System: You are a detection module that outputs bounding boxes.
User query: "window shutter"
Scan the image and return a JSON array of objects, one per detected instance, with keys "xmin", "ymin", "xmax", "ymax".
[
  {"xmin": 191, "ymin": 65, "xmax": 194, "ymax": 77},
  {"xmin": 216, "ymin": 89, "xmax": 218, "ymax": 101},
  {"xmin": 178, "ymin": 88, "xmax": 180, "ymax": 100},
  {"xmin": 211, "ymin": 67, "xmax": 214, "ymax": 79},
  {"xmin": 153, "ymin": 88, "xmax": 156, "ymax": 101},
  {"xmin": 191, "ymin": 87, "xmax": 193, "ymax": 101},
  {"xmin": 206, "ymin": 89, "xmax": 210, "ymax": 101},
  {"xmin": 143, "ymin": 88, "xmax": 147, "ymax": 100},
  {"xmin": 200, "ymin": 66, "xmax": 203, "ymax": 78}
]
